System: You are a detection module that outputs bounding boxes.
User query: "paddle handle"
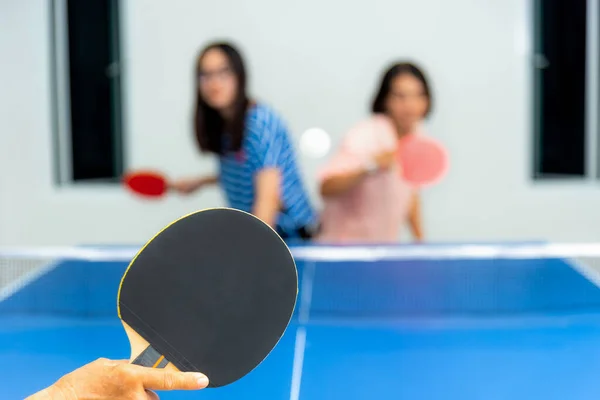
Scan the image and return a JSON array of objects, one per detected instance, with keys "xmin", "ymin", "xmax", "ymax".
[{"xmin": 132, "ymin": 345, "xmax": 170, "ymax": 368}]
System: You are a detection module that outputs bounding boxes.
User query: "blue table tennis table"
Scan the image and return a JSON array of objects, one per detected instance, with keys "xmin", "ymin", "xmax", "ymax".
[{"xmin": 2, "ymin": 243, "xmax": 600, "ymax": 399}]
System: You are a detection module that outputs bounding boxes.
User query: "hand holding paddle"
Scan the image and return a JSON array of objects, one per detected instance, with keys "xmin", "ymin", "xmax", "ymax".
[
  {"xmin": 27, "ymin": 358, "xmax": 208, "ymax": 400},
  {"xmin": 373, "ymin": 150, "xmax": 396, "ymax": 170},
  {"xmin": 123, "ymin": 171, "xmax": 214, "ymax": 199}
]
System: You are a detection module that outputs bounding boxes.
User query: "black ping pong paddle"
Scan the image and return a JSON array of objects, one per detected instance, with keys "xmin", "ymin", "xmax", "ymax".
[{"xmin": 117, "ymin": 207, "xmax": 298, "ymax": 388}]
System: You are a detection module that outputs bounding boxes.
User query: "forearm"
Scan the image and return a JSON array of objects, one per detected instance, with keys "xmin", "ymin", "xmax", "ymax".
[
  {"xmin": 320, "ymin": 170, "xmax": 368, "ymax": 197},
  {"xmin": 408, "ymin": 193, "xmax": 423, "ymax": 241},
  {"xmin": 252, "ymin": 168, "xmax": 281, "ymax": 228},
  {"xmin": 26, "ymin": 383, "xmax": 71, "ymax": 400},
  {"xmin": 200, "ymin": 175, "xmax": 218, "ymax": 185},
  {"xmin": 252, "ymin": 197, "xmax": 280, "ymax": 228},
  {"xmin": 409, "ymin": 215, "xmax": 423, "ymax": 241}
]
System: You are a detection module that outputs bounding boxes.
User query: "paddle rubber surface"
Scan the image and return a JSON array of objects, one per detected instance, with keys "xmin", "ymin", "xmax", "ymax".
[
  {"xmin": 117, "ymin": 208, "xmax": 298, "ymax": 387},
  {"xmin": 397, "ymin": 134, "xmax": 448, "ymax": 186},
  {"xmin": 123, "ymin": 171, "xmax": 168, "ymax": 197}
]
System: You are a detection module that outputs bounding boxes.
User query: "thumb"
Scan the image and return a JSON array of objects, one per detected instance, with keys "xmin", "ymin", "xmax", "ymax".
[{"xmin": 135, "ymin": 367, "xmax": 209, "ymax": 391}]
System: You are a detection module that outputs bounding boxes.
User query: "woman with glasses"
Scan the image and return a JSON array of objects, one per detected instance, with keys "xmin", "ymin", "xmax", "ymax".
[{"xmin": 170, "ymin": 42, "xmax": 318, "ymax": 241}]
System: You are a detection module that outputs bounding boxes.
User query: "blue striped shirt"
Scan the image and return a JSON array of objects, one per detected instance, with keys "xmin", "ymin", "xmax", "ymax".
[{"xmin": 218, "ymin": 103, "xmax": 318, "ymax": 238}]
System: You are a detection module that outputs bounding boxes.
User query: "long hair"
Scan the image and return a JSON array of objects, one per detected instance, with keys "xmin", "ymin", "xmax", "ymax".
[
  {"xmin": 194, "ymin": 42, "xmax": 249, "ymax": 155},
  {"xmin": 371, "ymin": 62, "xmax": 432, "ymax": 117}
]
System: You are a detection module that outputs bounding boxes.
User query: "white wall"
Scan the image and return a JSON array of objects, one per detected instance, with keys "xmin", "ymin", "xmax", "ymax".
[{"xmin": 1, "ymin": 0, "xmax": 598, "ymax": 246}]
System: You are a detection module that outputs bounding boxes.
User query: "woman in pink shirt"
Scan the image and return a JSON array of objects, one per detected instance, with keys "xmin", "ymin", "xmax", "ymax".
[{"xmin": 317, "ymin": 62, "xmax": 432, "ymax": 243}]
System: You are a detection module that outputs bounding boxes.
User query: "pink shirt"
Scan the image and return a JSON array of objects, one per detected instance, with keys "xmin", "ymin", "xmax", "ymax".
[{"xmin": 316, "ymin": 114, "xmax": 415, "ymax": 243}]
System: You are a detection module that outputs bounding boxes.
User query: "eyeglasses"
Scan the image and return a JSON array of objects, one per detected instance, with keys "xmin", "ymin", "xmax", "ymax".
[
  {"xmin": 389, "ymin": 91, "xmax": 427, "ymax": 100},
  {"xmin": 197, "ymin": 67, "xmax": 234, "ymax": 84}
]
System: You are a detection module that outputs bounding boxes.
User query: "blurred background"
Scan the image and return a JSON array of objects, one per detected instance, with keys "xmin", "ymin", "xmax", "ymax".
[{"xmin": 1, "ymin": 0, "xmax": 596, "ymax": 246}]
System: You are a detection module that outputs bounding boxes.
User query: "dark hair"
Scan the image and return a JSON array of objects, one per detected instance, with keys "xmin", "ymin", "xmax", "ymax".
[
  {"xmin": 194, "ymin": 42, "xmax": 249, "ymax": 155},
  {"xmin": 371, "ymin": 62, "xmax": 432, "ymax": 118}
]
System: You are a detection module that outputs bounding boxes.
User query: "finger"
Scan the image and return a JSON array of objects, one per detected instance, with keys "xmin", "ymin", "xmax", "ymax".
[
  {"xmin": 134, "ymin": 368, "xmax": 209, "ymax": 391},
  {"xmin": 145, "ymin": 389, "xmax": 160, "ymax": 400}
]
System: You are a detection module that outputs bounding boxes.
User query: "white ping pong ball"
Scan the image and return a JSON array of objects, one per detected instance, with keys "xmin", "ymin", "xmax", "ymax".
[{"xmin": 299, "ymin": 127, "xmax": 331, "ymax": 158}]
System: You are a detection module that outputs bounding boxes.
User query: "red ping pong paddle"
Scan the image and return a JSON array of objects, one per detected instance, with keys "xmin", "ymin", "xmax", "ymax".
[
  {"xmin": 117, "ymin": 208, "xmax": 297, "ymax": 387},
  {"xmin": 396, "ymin": 134, "xmax": 448, "ymax": 186},
  {"xmin": 123, "ymin": 171, "xmax": 168, "ymax": 198}
]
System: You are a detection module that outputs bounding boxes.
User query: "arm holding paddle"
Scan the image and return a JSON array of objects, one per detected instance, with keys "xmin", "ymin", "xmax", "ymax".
[
  {"xmin": 170, "ymin": 175, "xmax": 218, "ymax": 194},
  {"xmin": 123, "ymin": 171, "xmax": 217, "ymax": 198},
  {"xmin": 26, "ymin": 358, "xmax": 208, "ymax": 400},
  {"xmin": 320, "ymin": 150, "xmax": 395, "ymax": 197},
  {"xmin": 320, "ymin": 116, "xmax": 396, "ymax": 197}
]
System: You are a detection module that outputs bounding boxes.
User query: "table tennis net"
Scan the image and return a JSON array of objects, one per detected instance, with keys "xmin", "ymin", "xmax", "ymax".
[{"xmin": 2, "ymin": 243, "xmax": 600, "ymax": 320}]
